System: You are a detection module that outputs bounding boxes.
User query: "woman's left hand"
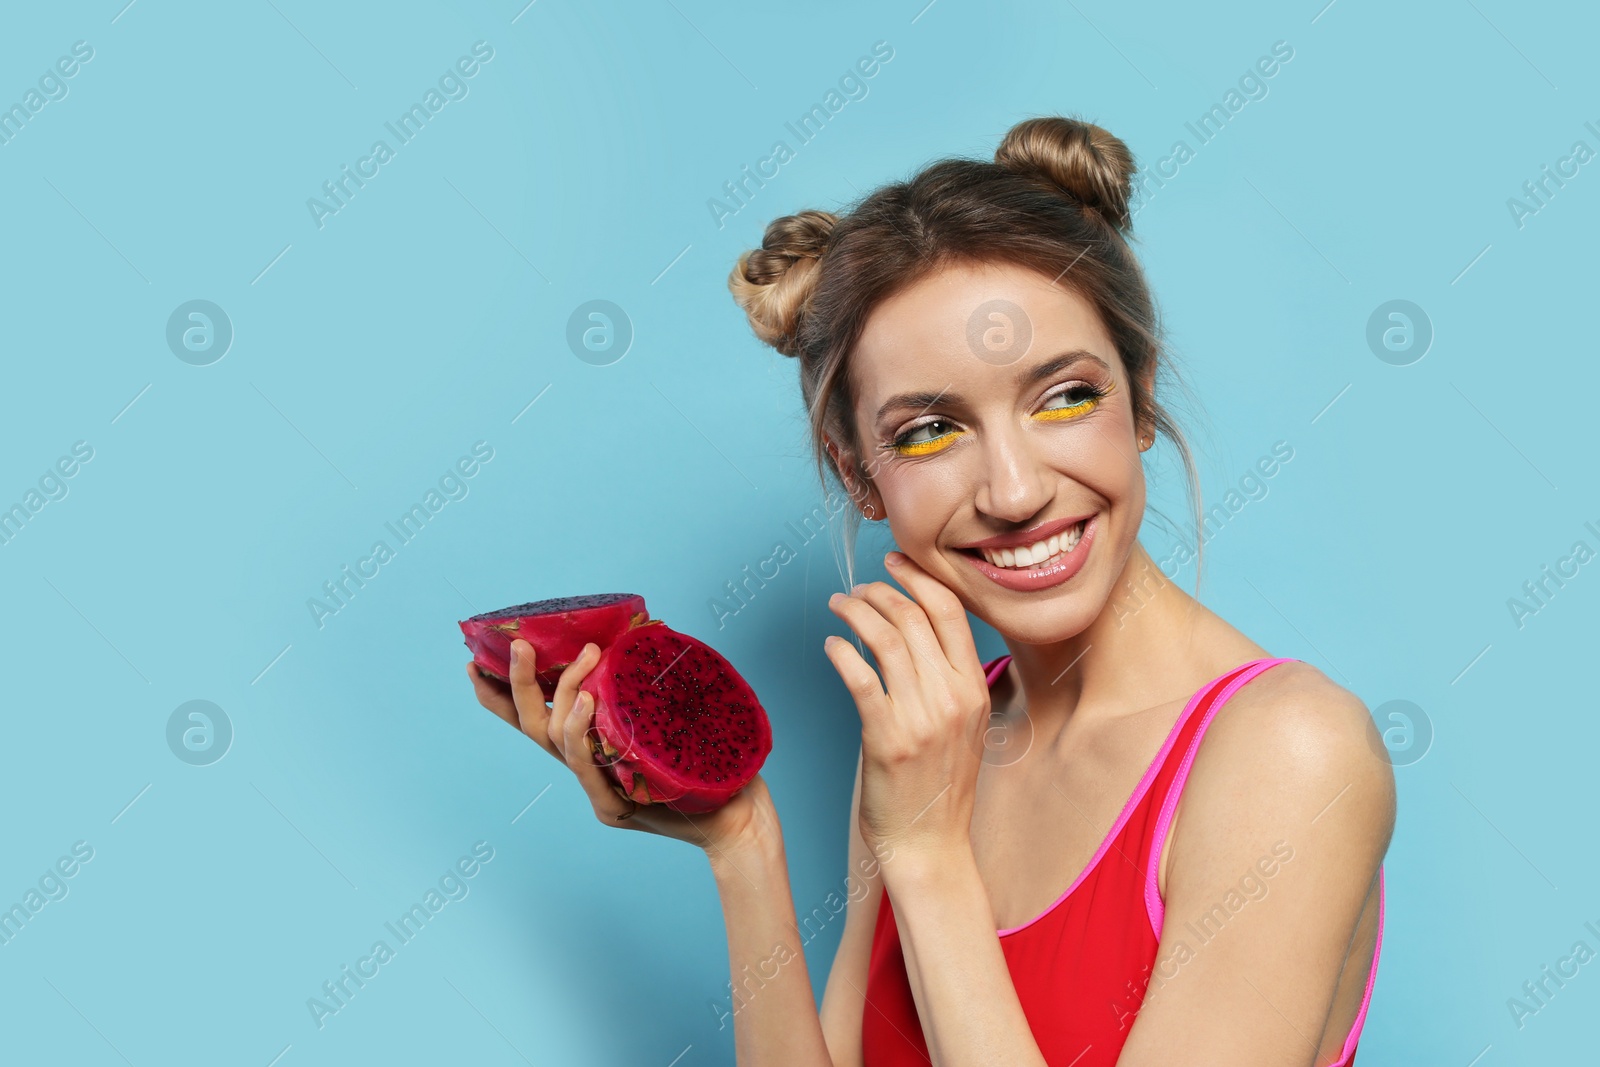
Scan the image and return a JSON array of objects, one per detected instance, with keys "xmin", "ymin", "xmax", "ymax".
[{"xmin": 825, "ymin": 550, "xmax": 992, "ymax": 862}]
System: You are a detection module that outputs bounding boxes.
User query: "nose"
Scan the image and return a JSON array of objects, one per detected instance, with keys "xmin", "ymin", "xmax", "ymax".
[{"xmin": 973, "ymin": 421, "xmax": 1052, "ymax": 525}]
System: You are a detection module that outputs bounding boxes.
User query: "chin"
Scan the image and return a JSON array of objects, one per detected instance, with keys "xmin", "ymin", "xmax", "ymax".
[{"xmin": 985, "ymin": 596, "xmax": 1099, "ymax": 647}]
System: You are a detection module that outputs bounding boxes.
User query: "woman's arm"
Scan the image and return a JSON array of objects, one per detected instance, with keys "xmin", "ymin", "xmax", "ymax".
[
  {"xmin": 817, "ymin": 748, "xmax": 883, "ymax": 1067},
  {"xmin": 715, "ymin": 746, "xmax": 899, "ymax": 1067},
  {"xmin": 825, "ymin": 554, "xmax": 1055, "ymax": 1065},
  {"xmin": 1116, "ymin": 663, "xmax": 1396, "ymax": 1066},
  {"xmin": 707, "ymin": 780, "xmax": 839, "ymax": 1067},
  {"xmin": 882, "ymin": 844, "xmax": 1051, "ymax": 1065}
]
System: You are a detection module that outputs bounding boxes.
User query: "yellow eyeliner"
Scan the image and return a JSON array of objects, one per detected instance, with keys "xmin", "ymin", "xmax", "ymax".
[{"xmin": 892, "ymin": 429, "xmax": 965, "ymax": 456}]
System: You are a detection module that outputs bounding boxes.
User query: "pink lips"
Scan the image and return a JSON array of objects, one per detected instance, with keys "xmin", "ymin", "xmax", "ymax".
[{"xmin": 959, "ymin": 514, "xmax": 1097, "ymax": 592}]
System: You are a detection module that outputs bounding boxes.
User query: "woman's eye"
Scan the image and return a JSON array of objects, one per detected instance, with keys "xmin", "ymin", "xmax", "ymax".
[
  {"xmin": 1034, "ymin": 384, "xmax": 1105, "ymax": 422},
  {"xmin": 892, "ymin": 419, "xmax": 963, "ymax": 456}
]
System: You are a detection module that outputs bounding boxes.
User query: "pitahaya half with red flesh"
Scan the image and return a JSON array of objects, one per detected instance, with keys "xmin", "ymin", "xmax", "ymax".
[
  {"xmin": 581, "ymin": 621, "xmax": 772, "ymax": 814},
  {"xmin": 460, "ymin": 593, "xmax": 648, "ymax": 701}
]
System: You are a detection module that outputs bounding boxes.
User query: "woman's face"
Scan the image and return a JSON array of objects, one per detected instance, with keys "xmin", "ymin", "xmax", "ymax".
[{"xmin": 844, "ymin": 259, "xmax": 1149, "ymax": 645}]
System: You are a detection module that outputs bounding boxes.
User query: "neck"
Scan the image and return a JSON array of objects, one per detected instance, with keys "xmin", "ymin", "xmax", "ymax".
[{"xmin": 999, "ymin": 540, "xmax": 1215, "ymax": 725}]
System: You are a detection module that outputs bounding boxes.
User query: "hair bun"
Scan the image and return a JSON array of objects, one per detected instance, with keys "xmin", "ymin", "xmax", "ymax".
[
  {"xmin": 728, "ymin": 209, "xmax": 839, "ymax": 357},
  {"xmin": 995, "ymin": 116, "xmax": 1136, "ymax": 234}
]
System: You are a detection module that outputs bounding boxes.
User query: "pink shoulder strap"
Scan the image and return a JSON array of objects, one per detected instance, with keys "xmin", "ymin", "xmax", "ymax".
[{"xmin": 1143, "ymin": 657, "xmax": 1299, "ymax": 937}]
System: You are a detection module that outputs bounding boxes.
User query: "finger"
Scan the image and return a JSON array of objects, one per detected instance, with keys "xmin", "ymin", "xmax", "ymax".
[
  {"xmin": 828, "ymin": 590, "xmax": 921, "ymax": 696},
  {"xmin": 544, "ymin": 641, "xmax": 603, "ymax": 759},
  {"xmin": 884, "ymin": 552, "xmax": 986, "ymax": 679},
  {"xmin": 549, "ymin": 641, "xmax": 602, "ymax": 718},
  {"xmin": 851, "ymin": 579, "xmax": 951, "ymax": 679},
  {"xmin": 545, "ymin": 680, "xmax": 572, "ymax": 761},
  {"xmin": 823, "ymin": 634, "xmax": 893, "ymax": 734},
  {"xmin": 507, "ymin": 639, "xmax": 558, "ymax": 757},
  {"xmin": 467, "ymin": 661, "xmax": 519, "ymax": 728},
  {"xmin": 561, "ymin": 691, "xmax": 643, "ymax": 822}
]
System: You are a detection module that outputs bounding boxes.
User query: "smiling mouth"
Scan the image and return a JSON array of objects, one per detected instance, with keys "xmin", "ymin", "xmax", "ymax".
[{"xmin": 959, "ymin": 519, "xmax": 1087, "ymax": 570}]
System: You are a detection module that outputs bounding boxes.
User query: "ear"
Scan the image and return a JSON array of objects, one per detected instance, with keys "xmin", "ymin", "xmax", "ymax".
[
  {"xmin": 823, "ymin": 434, "xmax": 886, "ymax": 521},
  {"xmin": 1134, "ymin": 362, "xmax": 1158, "ymax": 444}
]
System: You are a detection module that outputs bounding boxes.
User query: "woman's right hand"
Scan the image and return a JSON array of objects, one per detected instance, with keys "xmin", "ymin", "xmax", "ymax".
[{"xmin": 466, "ymin": 638, "xmax": 776, "ymax": 862}]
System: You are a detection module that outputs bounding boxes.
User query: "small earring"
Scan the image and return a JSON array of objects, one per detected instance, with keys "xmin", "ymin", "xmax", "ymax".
[
  {"xmin": 864, "ymin": 504, "xmax": 878, "ymax": 520},
  {"xmin": 1139, "ymin": 434, "xmax": 1152, "ymax": 450}
]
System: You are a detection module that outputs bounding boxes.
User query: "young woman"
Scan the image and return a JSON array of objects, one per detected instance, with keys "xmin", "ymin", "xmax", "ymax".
[{"xmin": 468, "ymin": 115, "xmax": 1395, "ymax": 1066}]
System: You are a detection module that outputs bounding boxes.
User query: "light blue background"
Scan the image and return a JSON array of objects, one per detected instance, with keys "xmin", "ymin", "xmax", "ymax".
[{"xmin": 1, "ymin": 1, "xmax": 1595, "ymax": 1063}]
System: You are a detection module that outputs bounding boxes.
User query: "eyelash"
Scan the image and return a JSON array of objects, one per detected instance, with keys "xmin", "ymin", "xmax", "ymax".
[{"xmin": 883, "ymin": 380, "xmax": 1114, "ymax": 458}]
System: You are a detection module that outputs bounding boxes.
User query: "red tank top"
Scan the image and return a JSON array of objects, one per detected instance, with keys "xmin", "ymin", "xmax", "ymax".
[{"xmin": 862, "ymin": 656, "xmax": 1385, "ymax": 1065}]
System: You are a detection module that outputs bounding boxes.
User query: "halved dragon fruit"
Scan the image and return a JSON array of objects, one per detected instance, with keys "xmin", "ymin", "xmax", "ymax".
[
  {"xmin": 581, "ymin": 622, "xmax": 771, "ymax": 814},
  {"xmin": 460, "ymin": 593, "xmax": 648, "ymax": 701}
]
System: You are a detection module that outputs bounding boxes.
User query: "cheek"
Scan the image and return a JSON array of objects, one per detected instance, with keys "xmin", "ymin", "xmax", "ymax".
[
  {"xmin": 1083, "ymin": 447, "xmax": 1145, "ymax": 536},
  {"xmin": 875, "ymin": 463, "xmax": 966, "ymax": 542},
  {"xmin": 1039, "ymin": 422, "xmax": 1140, "ymax": 499}
]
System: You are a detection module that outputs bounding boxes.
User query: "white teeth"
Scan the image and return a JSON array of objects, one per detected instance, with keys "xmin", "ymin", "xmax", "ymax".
[{"xmin": 978, "ymin": 521, "xmax": 1085, "ymax": 569}]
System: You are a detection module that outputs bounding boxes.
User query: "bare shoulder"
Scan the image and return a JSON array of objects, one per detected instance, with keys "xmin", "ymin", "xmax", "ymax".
[
  {"xmin": 1211, "ymin": 658, "xmax": 1379, "ymax": 751},
  {"xmin": 1123, "ymin": 660, "xmax": 1395, "ymax": 1060},
  {"xmin": 1181, "ymin": 659, "xmax": 1396, "ymax": 858}
]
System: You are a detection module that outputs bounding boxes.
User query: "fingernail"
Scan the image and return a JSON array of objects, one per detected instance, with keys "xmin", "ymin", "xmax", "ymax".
[
  {"xmin": 885, "ymin": 551, "xmax": 905, "ymax": 566},
  {"xmin": 850, "ymin": 583, "xmax": 867, "ymax": 595},
  {"xmin": 510, "ymin": 641, "xmax": 523, "ymax": 664}
]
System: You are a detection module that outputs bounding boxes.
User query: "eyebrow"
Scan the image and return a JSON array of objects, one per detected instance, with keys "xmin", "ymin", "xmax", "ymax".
[{"xmin": 873, "ymin": 349, "xmax": 1113, "ymax": 429}]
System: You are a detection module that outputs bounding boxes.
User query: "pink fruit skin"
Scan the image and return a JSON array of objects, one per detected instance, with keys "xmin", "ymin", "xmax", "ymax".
[
  {"xmin": 580, "ymin": 625, "xmax": 772, "ymax": 814},
  {"xmin": 460, "ymin": 594, "xmax": 647, "ymax": 701}
]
